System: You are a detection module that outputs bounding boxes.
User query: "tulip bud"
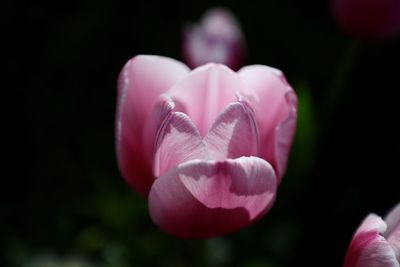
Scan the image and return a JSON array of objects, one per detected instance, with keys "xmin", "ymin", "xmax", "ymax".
[
  {"xmin": 343, "ymin": 203, "xmax": 400, "ymax": 267},
  {"xmin": 115, "ymin": 55, "xmax": 297, "ymax": 238},
  {"xmin": 332, "ymin": 0, "xmax": 400, "ymax": 40},
  {"xmin": 182, "ymin": 7, "xmax": 245, "ymax": 70}
]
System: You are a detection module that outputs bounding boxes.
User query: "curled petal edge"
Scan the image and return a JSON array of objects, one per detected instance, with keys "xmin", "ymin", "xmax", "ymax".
[{"xmin": 274, "ymin": 90, "xmax": 298, "ymax": 182}]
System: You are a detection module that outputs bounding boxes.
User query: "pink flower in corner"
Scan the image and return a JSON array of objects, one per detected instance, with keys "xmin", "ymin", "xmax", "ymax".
[
  {"xmin": 332, "ymin": 0, "xmax": 400, "ymax": 40},
  {"xmin": 115, "ymin": 55, "xmax": 297, "ymax": 238},
  {"xmin": 343, "ymin": 203, "xmax": 400, "ymax": 267},
  {"xmin": 182, "ymin": 7, "xmax": 245, "ymax": 70}
]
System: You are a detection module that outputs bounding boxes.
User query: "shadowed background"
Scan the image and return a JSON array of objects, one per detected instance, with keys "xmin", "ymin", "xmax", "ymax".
[{"xmin": 2, "ymin": 0, "xmax": 400, "ymax": 266}]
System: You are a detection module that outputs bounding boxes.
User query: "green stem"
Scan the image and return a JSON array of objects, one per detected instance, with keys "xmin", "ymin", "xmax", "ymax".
[{"xmin": 323, "ymin": 39, "xmax": 360, "ymax": 123}]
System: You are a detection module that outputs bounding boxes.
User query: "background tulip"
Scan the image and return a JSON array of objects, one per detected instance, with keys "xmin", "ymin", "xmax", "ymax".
[
  {"xmin": 115, "ymin": 55, "xmax": 297, "ymax": 237},
  {"xmin": 182, "ymin": 7, "xmax": 245, "ymax": 70},
  {"xmin": 332, "ymin": 0, "xmax": 400, "ymax": 40},
  {"xmin": 343, "ymin": 203, "xmax": 400, "ymax": 267}
]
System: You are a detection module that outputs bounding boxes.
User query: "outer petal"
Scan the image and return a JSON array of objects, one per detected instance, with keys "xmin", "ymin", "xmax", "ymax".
[
  {"xmin": 152, "ymin": 100, "xmax": 260, "ymax": 177},
  {"xmin": 148, "ymin": 156, "xmax": 277, "ymax": 238},
  {"xmin": 385, "ymin": 203, "xmax": 400, "ymax": 261},
  {"xmin": 116, "ymin": 55, "xmax": 189, "ymax": 196},
  {"xmin": 167, "ymin": 63, "xmax": 244, "ymax": 137},
  {"xmin": 343, "ymin": 214, "xmax": 400, "ymax": 267},
  {"xmin": 238, "ymin": 65, "xmax": 297, "ymax": 181}
]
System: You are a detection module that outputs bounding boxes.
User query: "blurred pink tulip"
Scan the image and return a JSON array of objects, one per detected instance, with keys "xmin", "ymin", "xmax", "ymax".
[
  {"xmin": 182, "ymin": 7, "xmax": 245, "ymax": 70},
  {"xmin": 115, "ymin": 55, "xmax": 297, "ymax": 238},
  {"xmin": 343, "ymin": 203, "xmax": 400, "ymax": 267},
  {"xmin": 332, "ymin": 0, "xmax": 400, "ymax": 40}
]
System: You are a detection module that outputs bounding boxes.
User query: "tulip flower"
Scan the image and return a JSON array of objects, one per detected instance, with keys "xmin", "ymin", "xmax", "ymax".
[
  {"xmin": 332, "ymin": 0, "xmax": 400, "ymax": 40},
  {"xmin": 115, "ymin": 55, "xmax": 297, "ymax": 238},
  {"xmin": 182, "ymin": 7, "xmax": 245, "ymax": 70},
  {"xmin": 343, "ymin": 203, "xmax": 400, "ymax": 267}
]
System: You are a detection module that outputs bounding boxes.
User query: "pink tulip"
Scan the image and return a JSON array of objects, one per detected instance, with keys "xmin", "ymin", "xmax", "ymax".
[
  {"xmin": 343, "ymin": 203, "xmax": 400, "ymax": 267},
  {"xmin": 115, "ymin": 55, "xmax": 297, "ymax": 238},
  {"xmin": 182, "ymin": 7, "xmax": 245, "ymax": 70},
  {"xmin": 332, "ymin": 0, "xmax": 400, "ymax": 40}
]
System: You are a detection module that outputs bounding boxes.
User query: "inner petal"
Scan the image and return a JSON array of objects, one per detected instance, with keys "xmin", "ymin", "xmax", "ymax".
[
  {"xmin": 152, "ymin": 100, "xmax": 261, "ymax": 177},
  {"xmin": 205, "ymin": 102, "xmax": 259, "ymax": 160}
]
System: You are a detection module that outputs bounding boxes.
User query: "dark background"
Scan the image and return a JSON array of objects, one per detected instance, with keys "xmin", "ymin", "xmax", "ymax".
[{"xmin": 2, "ymin": 0, "xmax": 399, "ymax": 266}]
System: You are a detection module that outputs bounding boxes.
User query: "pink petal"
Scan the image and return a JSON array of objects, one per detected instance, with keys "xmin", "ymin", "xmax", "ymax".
[
  {"xmin": 152, "ymin": 109, "xmax": 206, "ymax": 177},
  {"xmin": 238, "ymin": 65, "xmax": 297, "ymax": 181},
  {"xmin": 205, "ymin": 101, "xmax": 259, "ymax": 159},
  {"xmin": 344, "ymin": 214, "xmax": 400, "ymax": 267},
  {"xmin": 152, "ymin": 100, "xmax": 260, "ymax": 177},
  {"xmin": 167, "ymin": 63, "xmax": 244, "ymax": 137},
  {"xmin": 385, "ymin": 203, "xmax": 400, "ymax": 261},
  {"xmin": 116, "ymin": 55, "xmax": 189, "ymax": 196},
  {"xmin": 356, "ymin": 214, "xmax": 387, "ymax": 235},
  {"xmin": 148, "ymin": 156, "xmax": 277, "ymax": 238},
  {"xmin": 141, "ymin": 94, "xmax": 175, "ymax": 167}
]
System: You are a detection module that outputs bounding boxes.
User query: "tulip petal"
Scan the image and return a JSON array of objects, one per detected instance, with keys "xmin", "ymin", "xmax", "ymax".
[
  {"xmin": 167, "ymin": 63, "xmax": 244, "ymax": 137},
  {"xmin": 356, "ymin": 214, "xmax": 387, "ymax": 235},
  {"xmin": 153, "ymin": 110, "xmax": 206, "ymax": 177},
  {"xmin": 205, "ymin": 101, "xmax": 259, "ymax": 159},
  {"xmin": 141, "ymin": 94, "xmax": 175, "ymax": 165},
  {"xmin": 385, "ymin": 203, "xmax": 400, "ymax": 261},
  {"xmin": 153, "ymin": 100, "xmax": 261, "ymax": 177},
  {"xmin": 148, "ymin": 156, "xmax": 276, "ymax": 238},
  {"xmin": 344, "ymin": 214, "xmax": 400, "ymax": 267},
  {"xmin": 238, "ymin": 65, "xmax": 297, "ymax": 181},
  {"xmin": 116, "ymin": 55, "xmax": 190, "ymax": 196}
]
